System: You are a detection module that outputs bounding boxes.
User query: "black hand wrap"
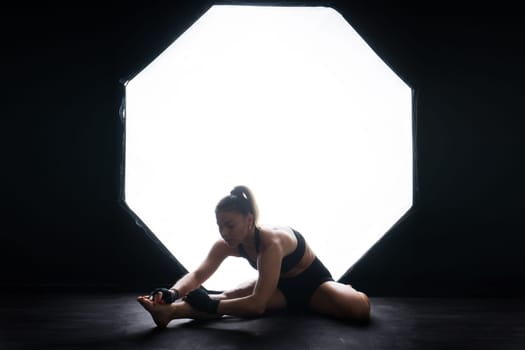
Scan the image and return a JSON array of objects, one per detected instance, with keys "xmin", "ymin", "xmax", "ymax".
[
  {"xmin": 184, "ymin": 288, "xmax": 220, "ymax": 314},
  {"xmin": 150, "ymin": 287, "xmax": 178, "ymax": 304}
]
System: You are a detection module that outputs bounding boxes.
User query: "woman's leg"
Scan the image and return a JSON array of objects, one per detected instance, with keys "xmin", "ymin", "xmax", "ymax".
[
  {"xmin": 214, "ymin": 279, "xmax": 257, "ymax": 300},
  {"xmin": 309, "ymin": 281, "xmax": 370, "ymax": 322},
  {"xmin": 137, "ymin": 296, "xmax": 221, "ymax": 328},
  {"xmin": 214, "ymin": 279, "xmax": 287, "ymax": 310},
  {"xmin": 137, "ymin": 280, "xmax": 287, "ymax": 328}
]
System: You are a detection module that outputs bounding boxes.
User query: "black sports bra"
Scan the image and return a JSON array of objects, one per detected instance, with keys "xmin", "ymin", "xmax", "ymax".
[{"xmin": 238, "ymin": 228, "xmax": 306, "ymax": 273}]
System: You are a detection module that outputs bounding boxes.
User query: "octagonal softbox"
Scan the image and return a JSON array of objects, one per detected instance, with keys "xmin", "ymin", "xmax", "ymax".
[{"xmin": 123, "ymin": 5, "xmax": 413, "ymax": 290}]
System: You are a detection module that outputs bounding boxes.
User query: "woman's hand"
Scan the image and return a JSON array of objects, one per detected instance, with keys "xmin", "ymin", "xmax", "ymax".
[
  {"xmin": 149, "ymin": 287, "xmax": 179, "ymax": 304},
  {"xmin": 184, "ymin": 288, "xmax": 220, "ymax": 314}
]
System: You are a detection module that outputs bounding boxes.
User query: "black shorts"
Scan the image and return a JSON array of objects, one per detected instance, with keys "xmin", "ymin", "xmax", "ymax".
[{"xmin": 277, "ymin": 257, "xmax": 334, "ymax": 311}]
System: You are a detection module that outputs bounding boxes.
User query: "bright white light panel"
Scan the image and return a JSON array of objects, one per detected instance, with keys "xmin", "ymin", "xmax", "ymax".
[{"xmin": 125, "ymin": 5, "xmax": 412, "ymax": 290}]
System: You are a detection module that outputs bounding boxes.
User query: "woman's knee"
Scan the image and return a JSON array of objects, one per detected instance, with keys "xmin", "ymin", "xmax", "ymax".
[
  {"xmin": 355, "ymin": 292, "xmax": 371, "ymax": 320},
  {"xmin": 221, "ymin": 279, "xmax": 257, "ymax": 299},
  {"xmin": 338, "ymin": 291, "xmax": 370, "ymax": 321},
  {"xmin": 311, "ymin": 282, "xmax": 370, "ymax": 321}
]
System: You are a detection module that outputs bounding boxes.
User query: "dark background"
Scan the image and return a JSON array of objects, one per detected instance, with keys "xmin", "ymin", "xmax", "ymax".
[{"xmin": 2, "ymin": 1, "xmax": 524, "ymax": 297}]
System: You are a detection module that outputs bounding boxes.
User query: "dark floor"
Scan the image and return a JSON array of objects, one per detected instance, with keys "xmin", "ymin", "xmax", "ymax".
[{"xmin": 1, "ymin": 293, "xmax": 524, "ymax": 350}]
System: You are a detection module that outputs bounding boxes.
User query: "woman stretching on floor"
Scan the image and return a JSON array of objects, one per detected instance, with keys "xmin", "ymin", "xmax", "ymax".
[{"xmin": 137, "ymin": 186, "xmax": 370, "ymax": 328}]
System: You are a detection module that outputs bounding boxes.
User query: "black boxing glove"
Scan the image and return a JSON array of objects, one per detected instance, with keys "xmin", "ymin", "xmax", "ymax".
[
  {"xmin": 149, "ymin": 287, "xmax": 179, "ymax": 304},
  {"xmin": 184, "ymin": 288, "xmax": 220, "ymax": 314}
]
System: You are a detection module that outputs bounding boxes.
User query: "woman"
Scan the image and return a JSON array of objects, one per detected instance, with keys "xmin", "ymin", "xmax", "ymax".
[{"xmin": 137, "ymin": 186, "xmax": 370, "ymax": 328}]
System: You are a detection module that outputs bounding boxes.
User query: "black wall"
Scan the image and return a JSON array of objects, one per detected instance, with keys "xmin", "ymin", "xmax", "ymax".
[{"xmin": 3, "ymin": 1, "xmax": 524, "ymax": 296}]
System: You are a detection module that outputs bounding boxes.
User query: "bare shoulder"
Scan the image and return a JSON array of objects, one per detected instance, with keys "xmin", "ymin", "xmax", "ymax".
[{"xmin": 258, "ymin": 225, "xmax": 297, "ymax": 255}]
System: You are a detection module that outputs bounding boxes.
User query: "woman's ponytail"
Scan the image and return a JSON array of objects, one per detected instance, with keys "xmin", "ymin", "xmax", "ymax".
[{"xmin": 216, "ymin": 185, "xmax": 259, "ymax": 224}]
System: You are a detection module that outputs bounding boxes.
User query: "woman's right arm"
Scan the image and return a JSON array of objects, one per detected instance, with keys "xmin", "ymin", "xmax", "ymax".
[{"xmin": 169, "ymin": 239, "xmax": 232, "ymax": 298}]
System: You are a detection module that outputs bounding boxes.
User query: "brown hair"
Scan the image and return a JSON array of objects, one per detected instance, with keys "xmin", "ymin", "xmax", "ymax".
[{"xmin": 215, "ymin": 185, "xmax": 259, "ymax": 224}]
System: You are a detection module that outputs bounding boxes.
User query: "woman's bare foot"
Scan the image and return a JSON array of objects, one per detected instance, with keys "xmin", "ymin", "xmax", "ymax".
[{"xmin": 137, "ymin": 295, "xmax": 174, "ymax": 328}]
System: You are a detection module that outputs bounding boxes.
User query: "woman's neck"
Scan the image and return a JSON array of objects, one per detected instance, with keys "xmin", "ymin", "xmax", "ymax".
[{"xmin": 241, "ymin": 226, "xmax": 259, "ymax": 249}]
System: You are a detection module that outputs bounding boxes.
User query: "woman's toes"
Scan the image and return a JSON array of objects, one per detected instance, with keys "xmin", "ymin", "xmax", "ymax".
[
  {"xmin": 137, "ymin": 296, "xmax": 154, "ymax": 311},
  {"xmin": 137, "ymin": 295, "xmax": 172, "ymax": 328}
]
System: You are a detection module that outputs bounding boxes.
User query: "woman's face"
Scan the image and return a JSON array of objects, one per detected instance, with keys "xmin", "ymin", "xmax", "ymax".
[{"xmin": 216, "ymin": 211, "xmax": 252, "ymax": 247}]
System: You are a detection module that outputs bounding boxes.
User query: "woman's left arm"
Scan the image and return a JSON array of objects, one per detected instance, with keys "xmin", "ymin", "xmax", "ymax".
[{"xmin": 216, "ymin": 240, "xmax": 283, "ymax": 317}]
